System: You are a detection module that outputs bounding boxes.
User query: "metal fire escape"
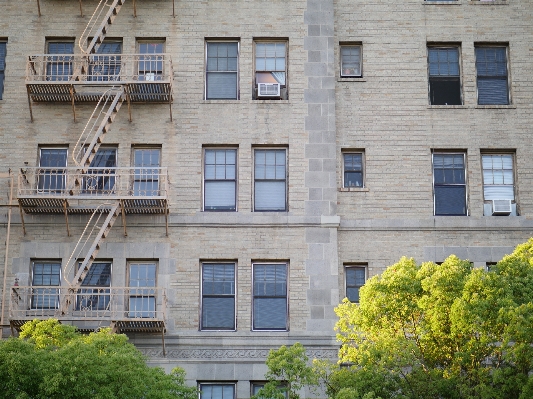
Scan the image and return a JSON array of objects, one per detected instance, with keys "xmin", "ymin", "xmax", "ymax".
[{"xmin": 11, "ymin": 0, "xmax": 171, "ymax": 352}]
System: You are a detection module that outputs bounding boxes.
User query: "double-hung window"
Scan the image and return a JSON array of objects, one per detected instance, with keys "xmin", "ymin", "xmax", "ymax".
[
  {"xmin": 253, "ymin": 263, "xmax": 288, "ymax": 331},
  {"xmin": 340, "ymin": 44, "xmax": 362, "ymax": 77},
  {"xmin": 199, "ymin": 383, "xmax": 235, "ymax": 399},
  {"xmin": 201, "ymin": 263, "xmax": 235, "ymax": 330},
  {"xmin": 343, "ymin": 152, "xmax": 364, "ymax": 188},
  {"xmin": 206, "ymin": 41, "xmax": 239, "ymax": 100},
  {"xmin": 133, "ymin": 147, "xmax": 161, "ymax": 196},
  {"xmin": 128, "ymin": 262, "xmax": 157, "ymax": 318},
  {"xmin": 254, "ymin": 149, "xmax": 287, "ymax": 211},
  {"xmin": 46, "ymin": 41, "xmax": 74, "ymax": 81},
  {"xmin": 89, "ymin": 41, "xmax": 122, "ymax": 81},
  {"xmin": 254, "ymin": 41, "xmax": 287, "ymax": 99},
  {"xmin": 31, "ymin": 261, "xmax": 61, "ymax": 309},
  {"xmin": 38, "ymin": 147, "xmax": 68, "ymax": 194},
  {"xmin": 0, "ymin": 41, "xmax": 5, "ymax": 99},
  {"xmin": 204, "ymin": 148, "xmax": 237, "ymax": 211},
  {"xmin": 345, "ymin": 265, "xmax": 366, "ymax": 303},
  {"xmin": 482, "ymin": 153, "xmax": 515, "ymax": 205},
  {"xmin": 77, "ymin": 262, "xmax": 111, "ymax": 312},
  {"xmin": 138, "ymin": 41, "xmax": 164, "ymax": 81},
  {"xmin": 475, "ymin": 46, "xmax": 509, "ymax": 105},
  {"xmin": 428, "ymin": 46, "xmax": 462, "ymax": 105},
  {"xmin": 433, "ymin": 153, "xmax": 467, "ymax": 216},
  {"xmin": 84, "ymin": 147, "xmax": 117, "ymax": 194}
]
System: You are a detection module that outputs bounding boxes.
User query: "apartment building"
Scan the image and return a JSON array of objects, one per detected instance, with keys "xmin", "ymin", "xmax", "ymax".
[{"xmin": 0, "ymin": 0, "xmax": 531, "ymax": 398}]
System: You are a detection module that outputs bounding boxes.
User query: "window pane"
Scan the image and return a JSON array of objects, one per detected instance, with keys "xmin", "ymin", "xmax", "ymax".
[
  {"xmin": 255, "ymin": 181, "xmax": 286, "ymax": 211},
  {"xmin": 253, "ymin": 264, "xmax": 287, "ymax": 330},
  {"xmin": 202, "ymin": 297, "xmax": 235, "ymax": 329},
  {"xmin": 435, "ymin": 186, "xmax": 467, "ymax": 215},
  {"xmin": 205, "ymin": 181, "xmax": 236, "ymax": 210},
  {"xmin": 254, "ymin": 298, "xmax": 287, "ymax": 329},
  {"xmin": 206, "ymin": 72, "xmax": 237, "ymax": 99},
  {"xmin": 202, "ymin": 264, "xmax": 235, "ymax": 330},
  {"xmin": 200, "ymin": 384, "xmax": 235, "ymax": 399},
  {"xmin": 32, "ymin": 262, "xmax": 61, "ymax": 309}
]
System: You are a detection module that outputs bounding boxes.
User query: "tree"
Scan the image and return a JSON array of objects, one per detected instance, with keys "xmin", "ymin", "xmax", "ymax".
[
  {"xmin": 0, "ymin": 319, "xmax": 198, "ymax": 399},
  {"xmin": 334, "ymin": 238, "xmax": 533, "ymax": 399}
]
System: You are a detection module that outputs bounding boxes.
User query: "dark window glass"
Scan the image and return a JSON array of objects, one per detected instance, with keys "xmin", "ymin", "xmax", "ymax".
[
  {"xmin": 199, "ymin": 384, "xmax": 235, "ymax": 399},
  {"xmin": 346, "ymin": 267, "xmax": 366, "ymax": 302},
  {"xmin": 476, "ymin": 47, "xmax": 509, "ymax": 105},
  {"xmin": 428, "ymin": 47, "xmax": 462, "ymax": 105},
  {"xmin": 254, "ymin": 149, "xmax": 287, "ymax": 211},
  {"xmin": 206, "ymin": 42, "xmax": 238, "ymax": 99},
  {"xmin": 89, "ymin": 42, "xmax": 122, "ymax": 81},
  {"xmin": 31, "ymin": 261, "xmax": 61, "ymax": 309},
  {"xmin": 202, "ymin": 263, "xmax": 235, "ymax": 330},
  {"xmin": 433, "ymin": 153, "xmax": 467, "ymax": 215},
  {"xmin": 253, "ymin": 264, "xmax": 287, "ymax": 330},
  {"xmin": 38, "ymin": 148, "xmax": 68, "ymax": 193},
  {"xmin": 0, "ymin": 42, "xmax": 6, "ymax": 99},
  {"xmin": 204, "ymin": 149, "xmax": 237, "ymax": 211},
  {"xmin": 84, "ymin": 148, "xmax": 117, "ymax": 194},
  {"xmin": 77, "ymin": 262, "xmax": 111, "ymax": 311},
  {"xmin": 343, "ymin": 153, "xmax": 363, "ymax": 188},
  {"xmin": 47, "ymin": 42, "xmax": 74, "ymax": 81}
]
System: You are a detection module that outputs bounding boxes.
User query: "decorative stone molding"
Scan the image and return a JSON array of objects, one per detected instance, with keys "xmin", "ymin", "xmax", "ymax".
[{"xmin": 140, "ymin": 347, "xmax": 338, "ymax": 360}]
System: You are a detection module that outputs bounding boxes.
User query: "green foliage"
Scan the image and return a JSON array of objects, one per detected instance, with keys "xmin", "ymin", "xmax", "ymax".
[
  {"xmin": 333, "ymin": 238, "xmax": 533, "ymax": 399},
  {"xmin": 252, "ymin": 343, "xmax": 317, "ymax": 399},
  {"xmin": 0, "ymin": 319, "xmax": 197, "ymax": 399}
]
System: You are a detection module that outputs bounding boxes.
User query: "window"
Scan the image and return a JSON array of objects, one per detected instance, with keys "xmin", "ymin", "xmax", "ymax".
[
  {"xmin": 77, "ymin": 262, "xmax": 111, "ymax": 311},
  {"xmin": 433, "ymin": 153, "xmax": 467, "ymax": 216},
  {"xmin": 137, "ymin": 41, "xmax": 164, "ymax": 81},
  {"xmin": 251, "ymin": 383, "xmax": 288, "ymax": 399},
  {"xmin": 254, "ymin": 149, "xmax": 287, "ymax": 211},
  {"xmin": 345, "ymin": 265, "xmax": 366, "ymax": 303},
  {"xmin": 482, "ymin": 153, "xmax": 514, "ymax": 201},
  {"xmin": 205, "ymin": 41, "xmax": 239, "ymax": 100},
  {"xmin": 38, "ymin": 147, "xmax": 68, "ymax": 193},
  {"xmin": 201, "ymin": 263, "xmax": 235, "ymax": 330},
  {"xmin": 0, "ymin": 41, "xmax": 6, "ymax": 99},
  {"xmin": 128, "ymin": 263, "xmax": 156, "ymax": 318},
  {"xmin": 254, "ymin": 41, "xmax": 287, "ymax": 99},
  {"xmin": 46, "ymin": 41, "xmax": 74, "ymax": 81},
  {"xmin": 475, "ymin": 46, "xmax": 509, "ymax": 105},
  {"xmin": 133, "ymin": 147, "xmax": 161, "ymax": 196},
  {"xmin": 89, "ymin": 41, "xmax": 122, "ymax": 81},
  {"xmin": 340, "ymin": 44, "xmax": 362, "ymax": 77},
  {"xmin": 31, "ymin": 261, "xmax": 61, "ymax": 309},
  {"xmin": 199, "ymin": 383, "xmax": 235, "ymax": 399},
  {"xmin": 253, "ymin": 263, "xmax": 288, "ymax": 330},
  {"xmin": 204, "ymin": 148, "xmax": 237, "ymax": 211},
  {"xmin": 428, "ymin": 46, "xmax": 462, "ymax": 105},
  {"xmin": 84, "ymin": 147, "xmax": 117, "ymax": 194},
  {"xmin": 343, "ymin": 152, "xmax": 364, "ymax": 188}
]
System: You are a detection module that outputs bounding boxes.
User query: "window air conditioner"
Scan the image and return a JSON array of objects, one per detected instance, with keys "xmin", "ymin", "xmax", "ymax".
[
  {"xmin": 258, "ymin": 83, "xmax": 281, "ymax": 98},
  {"xmin": 492, "ymin": 199, "xmax": 512, "ymax": 216}
]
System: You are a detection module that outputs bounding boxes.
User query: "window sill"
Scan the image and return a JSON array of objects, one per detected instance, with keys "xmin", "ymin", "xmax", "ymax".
[
  {"xmin": 475, "ymin": 104, "xmax": 516, "ymax": 109},
  {"xmin": 427, "ymin": 105, "xmax": 468, "ymax": 109},
  {"xmin": 470, "ymin": 0, "xmax": 507, "ymax": 4},
  {"xmin": 251, "ymin": 99, "xmax": 290, "ymax": 104},
  {"xmin": 339, "ymin": 187, "xmax": 369, "ymax": 192},
  {"xmin": 424, "ymin": 1, "xmax": 462, "ymax": 5},
  {"xmin": 338, "ymin": 77, "xmax": 366, "ymax": 82},
  {"xmin": 202, "ymin": 99, "xmax": 240, "ymax": 104}
]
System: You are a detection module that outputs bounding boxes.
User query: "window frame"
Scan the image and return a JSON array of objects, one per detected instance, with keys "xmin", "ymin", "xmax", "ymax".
[
  {"xmin": 475, "ymin": 45, "xmax": 510, "ymax": 105},
  {"xmin": 132, "ymin": 146, "xmax": 161, "ymax": 196},
  {"xmin": 427, "ymin": 45, "xmax": 463, "ymax": 105},
  {"xmin": 203, "ymin": 147, "xmax": 238, "ymax": 212},
  {"xmin": 253, "ymin": 39, "xmax": 288, "ymax": 100},
  {"xmin": 344, "ymin": 264, "xmax": 367, "ymax": 303},
  {"xmin": 199, "ymin": 383, "xmax": 236, "ymax": 399},
  {"xmin": 339, "ymin": 43, "xmax": 363, "ymax": 78},
  {"xmin": 76, "ymin": 261, "xmax": 111, "ymax": 312},
  {"xmin": 83, "ymin": 146, "xmax": 118, "ymax": 195},
  {"xmin": 200, "ymin": 262, "xmax": 236, "ymax": 331},
  {"xmin": 251, "ymin": 382, "xmax": 288, "ymax": 399},
  {"xmin": 342, "ymin": 151, "xmax": 365, "ymax": 188},
  {"xmin": 481, "ymin": 152, "xmax": 516, "ymax": 203},
  {"xmin": 45, "ymin": 39, "xmax": 75, "ymax": 82},
  {"xmin": 136, "ymin": 39, "xmax": 165, "ymax": 81},
  {"xmin": 88, "ymin": 39, "xmax": 123, "ymax": 82},
  {"xmin": 0, "ymin": 40, "xmax": 5, "ymax": 100},
  {"xmin": 205, "ymin": 40, "xmax": 240, "ymax": 100},
  {"xmin": 252, "ymin": 262, "xmax": 289, "ymax": 331},
  {"xmin": 38, "ymin": 146, "xmax": 68, "ymax": 193},
  {"xmin": 127, "ymin": 261, "xmax": 157, "ymax": 318},
  {"xmin": 31, "ymin": 260, "xmax": 61, "ymax": 310},
  {"xmin": 432, "ymin": 152, "xmax": 468, "ymax": 216},
  {"xmin": 253, "ymin": 147, "xmax": 288, "ymax": 212}
]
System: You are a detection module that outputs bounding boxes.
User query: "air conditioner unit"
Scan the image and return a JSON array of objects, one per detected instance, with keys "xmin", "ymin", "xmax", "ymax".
[
  {"xmin": 258, "ymin": 83, "xmax": 281, "ymax": 98},
  {"xmin": 492, "ymin": 199, "xmax": 512, "ymax": 216}
]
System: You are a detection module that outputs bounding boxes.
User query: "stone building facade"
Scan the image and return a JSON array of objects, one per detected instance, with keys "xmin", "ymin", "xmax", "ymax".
[{"xmin": 0, "ymin": 0, "xmax": 531, "ymax": 398}]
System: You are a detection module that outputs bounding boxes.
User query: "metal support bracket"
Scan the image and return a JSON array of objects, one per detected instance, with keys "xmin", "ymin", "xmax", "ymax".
[
  {"xmin": 63, "ymin": 200, "xmax": 71, "ymax": 237},
  {"xmin": 120, "ymin": 199, "xmax": 127, "ymax": 236},
  {"xmin": 18, "ymin": 202, "xmax": 26, "ymax": 236}
]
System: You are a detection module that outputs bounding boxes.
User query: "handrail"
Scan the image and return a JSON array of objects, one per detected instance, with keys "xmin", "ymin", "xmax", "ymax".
[{"xmin": 79, "ymin": 0, "xmax": 124, "ymax": 54}]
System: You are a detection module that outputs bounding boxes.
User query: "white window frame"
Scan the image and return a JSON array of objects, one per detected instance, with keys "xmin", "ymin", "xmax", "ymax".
[
  {"xmin": 342, "ymin": 151, "xmax": 365, "ymax": 188},
  {"xmin": 427, "ymin": 45, "xmax": 462, "ymax": 105},
  {"xmin": 252, "ymin": 262, "xmax": 288, "ymax": 331},
  {"xmin": 199, "ymin": 383, "xmax": 236, "ymax": 399},
  {"xmin": 132, "ymin": 146, "xmax": 161, "ymax": 196},
  {"xmin": 481, "ymin": 152, "xmax": 515, "ymax": 203},
  {"xmin": 344, "ymin": 264, "xmax": 367, "ymax": 303},
  {"xmin": 203, "ymin": 147, "xmax": 238, "ymax": 212},
  {"xmin": 127, "ymin": 261, "xmax": 157, "ymax": 318},
  {"xmin": 31, "ymin": 260, "xmax": 61, "ymax": 310},
  {"xmin": 205, "ymin": 40, "xmax": 240, "ymax": 100},
  {"xmin": 253, "ymin": 147, "xmax": 288, "ymax": 212},
  {"xmin": 475, "ymin": 45, "xmax": 510, "ymax": 105},
  {"xmin": 38, "ymin": 146, "xmax": 68, "ymax": 194},
  {"xmin": 432, "ymin": 152, "xmax": 468, "ymax": 216},
  {"xmin": 253, "ymin": 39, "xmax": 288, "ymax": 99},
  {"xmin": 200, "ymin": 262, "xmax": 236, "ymax": 331},
  {"xmin": 340, "ymin": 44, "xmax": 362, "ymax": 78}
]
